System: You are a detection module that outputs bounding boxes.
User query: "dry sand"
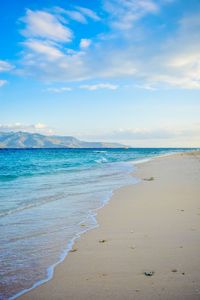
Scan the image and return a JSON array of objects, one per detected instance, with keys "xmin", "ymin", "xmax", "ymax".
[{"xmin": 19, "ymin": 152, "xmax": 200, "ymax": 300}]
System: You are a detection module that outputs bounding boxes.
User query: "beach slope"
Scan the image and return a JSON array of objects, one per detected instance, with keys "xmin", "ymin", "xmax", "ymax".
[{"xmin": 19, "ymin": 152, "xmax": 200, "ymax": 300}]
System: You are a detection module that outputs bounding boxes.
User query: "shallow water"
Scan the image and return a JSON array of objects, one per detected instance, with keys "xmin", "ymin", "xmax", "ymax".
[{"xmin": 0, "ymin": 148, "xmax": 192, "ymax": 299}]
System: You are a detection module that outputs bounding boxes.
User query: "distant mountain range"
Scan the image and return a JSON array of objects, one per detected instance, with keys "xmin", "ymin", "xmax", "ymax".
[{"xmin": 0, "ymin": 131, "xmax": 128, "ymax": 149}]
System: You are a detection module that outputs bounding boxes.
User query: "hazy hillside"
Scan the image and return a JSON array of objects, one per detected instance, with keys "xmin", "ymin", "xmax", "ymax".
[{"xmin": 0, "ymin": 132, "xmax": 127, "ymax": 148}]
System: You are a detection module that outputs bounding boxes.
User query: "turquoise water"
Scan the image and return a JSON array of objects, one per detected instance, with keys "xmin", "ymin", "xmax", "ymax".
[{"xmin": 0, "ymin": 148, "xmax": 193, "ymax": 299}]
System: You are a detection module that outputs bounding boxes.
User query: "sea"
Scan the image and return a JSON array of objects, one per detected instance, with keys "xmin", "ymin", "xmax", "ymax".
[{"xmin": 0, "ymin": 148, "xmax": 194, "ymax": 299}]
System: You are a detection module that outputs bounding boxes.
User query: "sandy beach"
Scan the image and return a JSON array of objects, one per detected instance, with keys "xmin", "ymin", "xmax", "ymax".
[{"xmin": 19, "ymin": 152, "xmax": 200, "ymax": 300}]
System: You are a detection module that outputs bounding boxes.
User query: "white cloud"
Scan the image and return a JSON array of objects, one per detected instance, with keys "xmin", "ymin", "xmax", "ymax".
[
  {"xmin": 61, "ymin": 10, "xmax": 87, "ymax": 23},
  {"xmin": 141, "ymin": 12, "xmax": 200, "ymax": 89},
  {"xmin": 21, "ymin": 9, "xmax": 73, "ymax": 42},
  {"xmin": 21, "ymin": 48, "xmax": 88, "ymax": 81},
  {"xmin": 0, "ymin": 60, "xmax": 13, "ymax": 72},
  {"xmin": 80, "ymin": 39, "xmax": 91, "ymax": 49},
  {"xmin": 100, "ymin": 128, "xmax": 185, "ymax": 140},
  {"xmin": 17, "ymin": 4, "xmax": 200, "ymax": 90},
  {"xmin": 0, "ymin": 61, "xmax": 13, "ymax": 87},
  {"xmin": 104, "ymin": 0, "xmax": 159, "ymax": 30},
  {"xmin": 0, "ymin": 80, "xmax": 7, "ymax": 87},
  {"xmin": 80, "ymin": 83, "xmax": 118, "ymax": 90},
  {"xmin": 23, "ymin": 39, "xmax": 64, "ymax": 61},
  {"xmin": 105, "ymin": 126, "xmax": 200, "ymax": 140},
  {"xmin": 46, "ymin": 87, "xmax": 72, "ymax": 93},
  {"xmin": 54, "ymin": 6, "xmax": 100, "ymax": 23},
  {"xmin": 16, "ymin": 3, "xmax": 157, "ymax": 82},
  {"xmin": 20, "ymin": 8, "xmax": 91, "ymax": 80},
  {"xmin": 80, "ymin": 125, "xmax": 200, "ymax": 147},
  {"xmin": 76, "ymin": 6, "xmax": 100, "ymax": 21},
  {"xmin": 134, "ymin": 83, "xmax": 157, "ymax": 90},
  {"xmin": 0, "ymin": 123, "xmax": 54, "ymax": 134}
]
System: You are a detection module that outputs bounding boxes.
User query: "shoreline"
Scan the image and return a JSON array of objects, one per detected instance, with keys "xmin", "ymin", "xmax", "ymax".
[
  {"xmin": 11, "ymin": 190, "xmax": 115, "ymax": 300},
  {"xmin": 12, "ymin": 157, "xmax": 140, "ymax": 299},
  {"xmin": 12, "ymin": 152, "xmax": 167, "ymax": 300},
  {"xmin": 19, "ymin": 151, "xmax": 200, "ymax": 299}
]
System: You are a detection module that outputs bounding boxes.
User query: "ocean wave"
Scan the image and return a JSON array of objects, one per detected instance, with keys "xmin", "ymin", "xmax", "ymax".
[
  {"xmin": 0, "ymin": 193, "xmax": 65, "ymax": 218},
  {"xmin": 94, "ymin": 157, "xmax": 108, "ymax": 163}
]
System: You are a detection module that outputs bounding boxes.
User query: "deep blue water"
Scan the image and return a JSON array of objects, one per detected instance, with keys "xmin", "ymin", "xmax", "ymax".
[{"xmin": 0, "ymin": 148, "xmax": 194, "ymax": 299}]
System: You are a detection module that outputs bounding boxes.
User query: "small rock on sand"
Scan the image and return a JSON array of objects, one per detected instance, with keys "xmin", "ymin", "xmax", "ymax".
[
  {"xmin": 99, "ymin": 239, "xmax": 107, "ymax": 243},
  {"xmin": 171, "ymin": 269, "xmax": 178, "ymax": 273},
  {"xmin": 143, "ymin": 177, "xmax": 154, "ymax": 181},
  {"xmin": 144, "ymin": 271, "xmax": 154, "ymax": 276},
  {"xmin": 70, "ymin": 248, "xmax": 78, "ymax": 253},
  {"xmin": 99, "ymin": 240, "xmax": 107, "ymax": 243}
]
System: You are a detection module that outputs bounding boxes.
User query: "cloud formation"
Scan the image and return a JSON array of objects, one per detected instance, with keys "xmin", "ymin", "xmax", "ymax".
[
  {"xmin": 0, "ymin": 60, "xmax": 13, "ymax": 87},
  {"xmin": 58, "ymin": 6, "xmax": 100, "ymax": 23},
  {"xmin": 80, "ymin": 83, "xmax": 118, "ymax": 90},
  {"xmin": 16, "ymin": 2, "xmax": 200, "ymax": 89},
  {"xmin": 0, "ymin": 123, "xmax": 54, "ymax": 134},
  {"xmin": 45, "ymin": 82, "xmax": 119, "ymax": 92},
  {"xmin": 98, "ymin": 126, "xmax": 200, "ymax": 140},
  {"xmin": 80, "ymin": 124, "xmax": 200, "ymax": 147},
  {"xmin": 61, "ymin": 9, "xmax": 87, "ymax": 24},
  {"xmin": 0, "ymin": 80, "xmax": 7, "ymax": 87},
  {"xmin": 23, "ymin": 39, "xmax": 64, "ymax": 61},
  {"xmin": 75, "ymin": 6, "xmax": 100, "ymax": 21},
  {"xmin": 80, "ymin": 39, "xmax": 91, "ymax": 49},
  {"xmin": 46, "ymin": 87, "xmax": 72, "ymax": 93},
  {"xmin": 0, "ymin": 60, "xmax": 13, "ymax": 72},
  {"xmin": 104, "ymin": 0, "xmax": 159, "ymax": 30},
  {"xmin": 158, "ymin": 13, "xmax": 200, "ymax": 89},
  {"xmin": 21, "ymin": 9, "xmax": 72, "ymax": 42}
]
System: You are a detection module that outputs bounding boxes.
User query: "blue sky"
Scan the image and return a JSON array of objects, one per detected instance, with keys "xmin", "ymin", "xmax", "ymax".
[{"xmin": 0, "ymin": 0, "xmax": 200, "ymax": 147}]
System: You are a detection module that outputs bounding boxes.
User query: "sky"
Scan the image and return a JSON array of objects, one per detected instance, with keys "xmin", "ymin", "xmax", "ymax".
[{"xmin": 0, "ymin": 0, "xmax": 200, "ymax": 147}]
